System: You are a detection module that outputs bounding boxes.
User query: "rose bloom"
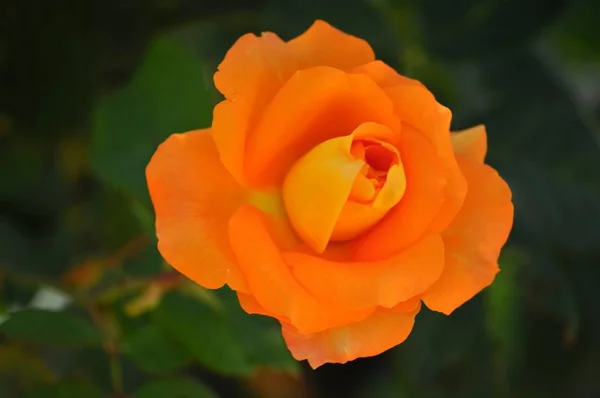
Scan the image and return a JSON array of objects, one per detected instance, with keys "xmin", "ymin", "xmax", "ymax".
[{"xmin": 146, "ymin": 20, "xmax": 514, "ymax": 368}]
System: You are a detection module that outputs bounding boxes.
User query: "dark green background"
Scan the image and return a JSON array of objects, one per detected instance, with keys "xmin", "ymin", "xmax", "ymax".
[{"xmin": 1, "ymin": 0, "xmax": 600, "ymax": 397}]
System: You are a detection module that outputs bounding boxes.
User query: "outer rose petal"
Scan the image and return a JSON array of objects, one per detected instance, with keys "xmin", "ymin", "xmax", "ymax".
[
  {"xmin": 353, "ymin": 125, "xmax": 446, "ymax": 260},
  {"xmin": 288, "ymin": 20, "xmax": 375, "ymax": 70},
  {"xmin": 212, "ymin": 20, "xmax": 376, "ymax": 186},
  {"xmin": 237, "ymin": 293, "xmax": 278, "ymax": 318},
  {"xmin": 212, "ymin": 32, "xmax": 297, "ymax": 185},
  {"xmin": 146, "ymin": 129, "xmax": 248, "ymax": 292},
  {"xmin": 385, "ymin": 85, "xmax": 467, "ymax": 232},
  {"xmin": 350, "ymin": 60, "xmax": 421, "ymax": 88},
  {"xmin": 282, "ymin": 299, "xmax": 421, "ymax": 368},
  {"xmin": 422, "ymin": 157, "xmax": 514, "ymax": 314},
  {"xmin": 245, "ymin": 66, "xmax": 401, "ymax": 186},
  {"xmin": 285, "ymin": 233, "xmax": 444, "ymax": 309},
  {"xmin": 228, "ymin": 205, "xmax": 375, "ymax": 334},
  {"xmin": 451, "ymin": 124, "xmax": 487, "ymax": 163}
]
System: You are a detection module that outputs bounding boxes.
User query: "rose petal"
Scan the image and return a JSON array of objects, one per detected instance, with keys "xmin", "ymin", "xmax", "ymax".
[
  {"xmin": 146, "ymin": 129, "xmax": 248, "ymax": 292},
  {"xmin": 282, "ymin": 299, "xmax": 421, "ymax": 368},
  {"xmin": 352, "ymin": 121, "xmax": 401, "ymax": 146},
  {"xmin": 212, "ymin": 20, "xmax": 377, "ymax": 187},
  {"xmin": 350, "ymin": 60, "xmax": 421, "ymax": 88},
  {"xmin": 237, "ymin": 292, "xmax": 278, "ymax": 317},
  {"xmin": 245, "ymin": 66, "xmax": 401, "ymax": 186},
  {"xmin": 282, "ymin": 134, "xmax": 364, "ymax": 253},
  {"xmin": 452, "ymin": 124, "xmax": 487, "ymax": 163},
  {"xmin": 353, "ymin": 125, "xmax": 447, "ymax": 260},
  {"xmin": 422, "ymin": 157, "xmax": 514, "ymax": 314},
  {"xmin": 288, "ymin": 20, "xmax": 375, "ymax": 70},
  {"xmin": 228, "ymin": 205, "xmax": 375, "ymax": 334},
  {"xmin": 331, "ymin": 162, "xmax": 406, "ymax": 241},
  {"xmin": 212, "ymin": 32, "xmax": 297, "ymax": 185},
  {"xmin": 385, "ymin": 84, "xmax": 467, "ymax": 232},
  {"xmin": 285, "ymin": 233, "xmax": 444, "ymax": 309}
]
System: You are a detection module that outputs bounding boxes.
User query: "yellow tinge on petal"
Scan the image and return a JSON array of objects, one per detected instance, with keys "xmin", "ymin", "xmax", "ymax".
[
  {"xmin": 282, "ymin": 123, "xmax": 406, "ymax": 253},
  {"xmin": 247, "ymin": 189, "xmax": 287, "ymax": 217}
]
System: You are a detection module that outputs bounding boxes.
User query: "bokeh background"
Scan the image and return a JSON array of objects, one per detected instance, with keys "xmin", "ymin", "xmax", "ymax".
[{"xmin": 1, "ymin": 0, "xmax": 600, "ymax": 397}]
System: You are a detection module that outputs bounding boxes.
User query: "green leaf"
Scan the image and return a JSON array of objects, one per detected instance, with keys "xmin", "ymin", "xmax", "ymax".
[
  {"xmin": 23, "ymin": 380, "xmax": 105, "ymax": 398},
  {"xmin": 149, "ymin": 287, "xmax": 297, "ymax": 375},
  {"xmin": 133, "ymin": 377, "xmax": 217, "ymax": 398},
  {"xmin": 89, "ymin": 186, "xmax": 148, "ymax": 250},
  {"xmin": 91, "ymin": 37, "xmax": 213, "ymax": 203},
  {"xmin": 215, "ymin": 287, "xmax": 298, "ymax": 372},
  {"xmin": 0, "ymin": 309, "xmax": 102, "ymax": 348},
  {"xmin": 0, "ymin": 344, "xmax": 56, "ymax": 390},
  {"xmin": 123, "ymin": 325, "xmax": 191, "ymax": 373},
  {"xmin": 122, "ymin": 242, "xmax": 164, "ymax": 278},
  {"xmin": 392, "ymin": 302, "xmax": 496, "ymax": 398},
  {"xmin": 131, "ymin": 196, "xmax": 157, "ymax": 237},
  {"xmin": 152, "ymin": 292, "xmax": 253, "ymax": 375},
  {"xmin": 484, "ymin": 247, "xmax": 527, "ymax": 394}
]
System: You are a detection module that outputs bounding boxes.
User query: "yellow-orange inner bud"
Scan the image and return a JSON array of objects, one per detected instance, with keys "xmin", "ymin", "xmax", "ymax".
[
  {"xmin": 348, "ymin": 139, "xmax": 399, "ymax": 202},
  {"xmin": 330, "ymin": 138, "xmax": 405, "ymax": 241},
  {"xmin": 282, "ymin": 125, "xmax": 406, "ymax": 254}
]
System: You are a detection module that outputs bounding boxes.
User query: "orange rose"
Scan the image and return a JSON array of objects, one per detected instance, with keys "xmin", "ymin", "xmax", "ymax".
[{"xmin": 146, "ymin": 20, "xmax": 514, "ymax": 368}]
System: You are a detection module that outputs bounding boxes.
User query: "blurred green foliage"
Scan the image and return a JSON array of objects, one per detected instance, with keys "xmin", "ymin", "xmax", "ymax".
[{"xmin": 1, "ymin": 0, "xmax": 600, "ymax": 397}]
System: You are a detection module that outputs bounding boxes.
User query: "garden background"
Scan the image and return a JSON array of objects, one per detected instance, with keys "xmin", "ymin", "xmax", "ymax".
[{"xmin": 1, "ymin": 0, "xmax": 600, "ymax": 397}]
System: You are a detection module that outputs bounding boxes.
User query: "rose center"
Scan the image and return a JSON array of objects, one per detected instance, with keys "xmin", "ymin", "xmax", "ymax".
[
  {"xmin": 282, "ymin": 128, "xmax": 407, "ymax": 254},
  {"xmin": 345, "ymin": 138, "xmax": 400, "ymax": 204}
]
